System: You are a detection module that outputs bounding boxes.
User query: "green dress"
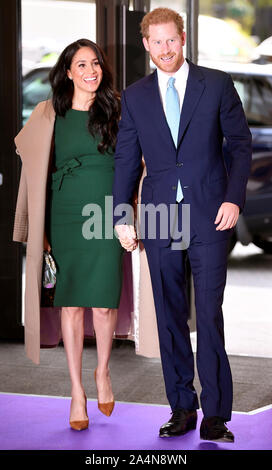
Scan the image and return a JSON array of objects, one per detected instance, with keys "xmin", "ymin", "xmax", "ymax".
[{"xmin": 47, "ymin": 109, "xmax": 124, "ymax": 308}]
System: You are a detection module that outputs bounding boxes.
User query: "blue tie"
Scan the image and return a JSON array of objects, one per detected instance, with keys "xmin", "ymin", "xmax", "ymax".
[{"xmin": 165, "ymin": 77, "xmax": 183, "ymax": 202}]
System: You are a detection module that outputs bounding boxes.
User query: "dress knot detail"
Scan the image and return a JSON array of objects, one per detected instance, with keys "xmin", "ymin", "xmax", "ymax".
[{"xmin": 52, "ymin": 157, "xmax": 81, "ymax": 190}]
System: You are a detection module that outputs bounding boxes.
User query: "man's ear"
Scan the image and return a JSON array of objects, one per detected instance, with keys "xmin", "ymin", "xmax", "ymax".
[{"xmin": 142, "ymin": 37, "xmax": 150, "ymax": 52}]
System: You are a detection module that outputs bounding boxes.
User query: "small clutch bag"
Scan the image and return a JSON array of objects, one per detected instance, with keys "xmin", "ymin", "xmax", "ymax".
[
  {"xmin": 43, "ymin": 250, "xmax": 56, "ymax": 288},
  {"xmin": 41, "ymin": 251, "xmax": 56, "ymax": 307}
]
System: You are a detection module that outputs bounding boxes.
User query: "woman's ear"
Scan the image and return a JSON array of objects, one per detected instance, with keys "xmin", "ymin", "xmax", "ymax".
[{"xmin": 67, "ymin": 70, "xmax": 73, "ymax": 80}]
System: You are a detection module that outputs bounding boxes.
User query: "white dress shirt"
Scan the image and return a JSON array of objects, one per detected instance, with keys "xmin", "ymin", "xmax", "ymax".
[{"xmin": 157, "ymin": 59, "xmax": 189, "ymax": 113}]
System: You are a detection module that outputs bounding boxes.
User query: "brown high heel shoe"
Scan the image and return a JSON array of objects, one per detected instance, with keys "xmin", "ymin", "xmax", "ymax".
[
  {"xmin": 94, "ymin": 368, "xmax": 115, "ymax": 417},
  {"xmin": 69, "ymin": 393, "xmax": 89, "ymax": 431}
]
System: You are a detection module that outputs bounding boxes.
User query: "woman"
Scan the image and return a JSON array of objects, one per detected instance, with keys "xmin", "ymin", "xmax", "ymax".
[{"xmin": 13, "ymin": 39, "xmax": 136, "ymax": 431}]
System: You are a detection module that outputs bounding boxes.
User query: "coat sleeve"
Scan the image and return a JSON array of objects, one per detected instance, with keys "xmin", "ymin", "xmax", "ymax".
[
  {"xmin": 13, "ymin": 155, "xmax": 28, "ymax": 243},
  {"xmin": 219, "ymin": 73, "xmax": 252, "ymax": 212},
  {"xmin": 112, "ymin": 90, "xmax": 143, "ymax": 226}
]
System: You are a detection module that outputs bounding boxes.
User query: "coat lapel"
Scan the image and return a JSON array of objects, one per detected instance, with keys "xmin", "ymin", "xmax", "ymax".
[
  {"xmin": 15, "ymin": 100, "xmax": 55, "ymax": 171},
  {"xmin": 177, "ymin": 60, "xmax": 206, "ymax": 147}
]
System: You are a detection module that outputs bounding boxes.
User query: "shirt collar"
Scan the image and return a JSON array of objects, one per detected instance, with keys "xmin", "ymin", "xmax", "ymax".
[{"xmin": 157, "ymin": 59, "xmax": 189, "ymax": 88}]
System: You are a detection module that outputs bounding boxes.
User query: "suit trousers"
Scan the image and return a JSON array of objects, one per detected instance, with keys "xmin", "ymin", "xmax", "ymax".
[{"xmin": 143, "ymin": 202, "xmax": 233, "ymax": 421}]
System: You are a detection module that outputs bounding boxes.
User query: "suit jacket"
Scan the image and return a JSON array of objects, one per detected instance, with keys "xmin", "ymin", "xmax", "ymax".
[
  {"xmin": 13, "ymin": 100, "xmax": 137, "ymax": 364},
  {"xmin": 113, "ymin": 59, "xmax": 252, "ymax": 246}
]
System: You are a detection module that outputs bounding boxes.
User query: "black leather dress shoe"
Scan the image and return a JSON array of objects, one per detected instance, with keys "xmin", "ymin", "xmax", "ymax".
[
  {"xmin": 200, "ymin": 416, "xmax": 234, "ymax": 442},
  {"xmin": 159, "ymin": 409, "xmax": 197, "ymax": 437}
]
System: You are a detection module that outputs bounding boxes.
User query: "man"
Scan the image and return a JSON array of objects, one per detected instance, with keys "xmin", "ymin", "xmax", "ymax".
[{"xmin": 113, "ymin": 8, "xmax": 252, "ymax": 442}]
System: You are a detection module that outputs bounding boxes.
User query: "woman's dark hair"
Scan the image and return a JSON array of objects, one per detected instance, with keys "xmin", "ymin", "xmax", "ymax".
[{"xmin": 49, "ymin": 38, "xmax": 120, "ymax": 154}]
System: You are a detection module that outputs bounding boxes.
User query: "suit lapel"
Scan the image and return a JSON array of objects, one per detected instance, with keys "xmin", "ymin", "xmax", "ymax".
[
  {"xmin": 144, "ymin": 62, "xmax": 206, "ymax": 150},
  {"xmin": 177, "ymin": 60, "xmax": 205, "ymax": 147},
  {"xmin": 143, "ymin": 70, "xmax": 175, "ymax": 149}
]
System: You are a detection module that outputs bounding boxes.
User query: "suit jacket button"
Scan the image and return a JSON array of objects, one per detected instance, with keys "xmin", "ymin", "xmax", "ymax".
[{"xmin": 172, "ymin": 186, "xmax": 177, "ymax": 190}]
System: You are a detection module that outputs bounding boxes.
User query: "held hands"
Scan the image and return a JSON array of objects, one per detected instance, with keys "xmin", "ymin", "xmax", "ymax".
[
  {"xmin": 115, "ymin": 224, "xmax": 138, "ymax": 252},
  {"xmin": 214, "ymin": 202, "xmax": 240, "ymax": 231}
]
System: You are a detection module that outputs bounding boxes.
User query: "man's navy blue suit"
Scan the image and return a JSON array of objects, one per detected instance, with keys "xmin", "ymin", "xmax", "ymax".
[{"xmin": 113, "ymin": 59, "xmax": 252, "ymax": 421}]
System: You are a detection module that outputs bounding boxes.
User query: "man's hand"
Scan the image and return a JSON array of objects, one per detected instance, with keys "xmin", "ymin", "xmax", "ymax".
[
  {"xmin": 114, "ymin": 224, "xmax": 138, "ymax": 251},
  {"xmin": 214, "ymin": 202, "xmax": 239, "ymax": 231}
]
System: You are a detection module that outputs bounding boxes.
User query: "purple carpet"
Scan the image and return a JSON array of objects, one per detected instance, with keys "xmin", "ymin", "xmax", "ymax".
[{"xmin": 0, "ymin": 393, "xmax": 271, "ymax": 450}]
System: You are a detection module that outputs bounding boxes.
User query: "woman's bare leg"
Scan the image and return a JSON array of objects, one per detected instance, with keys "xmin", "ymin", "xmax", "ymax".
[
  {"xmin": 92, "ymin": 307, "xmax": 117, "ymax": 403},
  {"xmin": 61, "ymin": 306, "xmax": 88, "ymax": 421}
]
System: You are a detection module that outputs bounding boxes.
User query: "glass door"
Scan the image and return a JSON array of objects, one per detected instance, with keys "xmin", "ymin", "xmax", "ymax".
[
  {"xmin": 20, "ymin": 0, "xmax": 96, "ymax": 323},
  {"xmin": 21, "ymin": 0, "xmax": 96, "ymax": 124}
]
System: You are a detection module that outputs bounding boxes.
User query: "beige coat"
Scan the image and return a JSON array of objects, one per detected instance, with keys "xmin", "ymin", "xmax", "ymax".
[{"xmin": 13, "ymin": 100, "xmax": 160, "ymax": 364}]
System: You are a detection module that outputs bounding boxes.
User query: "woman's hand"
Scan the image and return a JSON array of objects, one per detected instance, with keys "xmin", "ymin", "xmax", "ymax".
[
  {"xmin": 44, "ymin": 232, "xmax": 51, "ymax": 252},
  {"xmin": 114, "ymin": 224, "xmax": 138, "ymax": 252}
]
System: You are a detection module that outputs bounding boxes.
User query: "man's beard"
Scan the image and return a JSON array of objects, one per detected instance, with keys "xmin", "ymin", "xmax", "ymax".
[{"xmin": 150, "ymin": 51, "xmax": 183, "ymax": 74}]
